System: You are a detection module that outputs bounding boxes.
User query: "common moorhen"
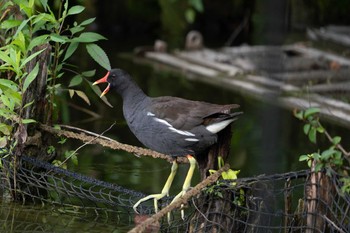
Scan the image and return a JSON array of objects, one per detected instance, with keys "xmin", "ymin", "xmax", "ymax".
[{"xmin": 93, "ymin": 69, "xmax": 242, "ymax": 218}]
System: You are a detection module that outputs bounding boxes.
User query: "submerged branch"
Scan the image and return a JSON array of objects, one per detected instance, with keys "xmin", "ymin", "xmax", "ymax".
[{"xmin": 39, "ymin": 124, "xmax": 188, "ymax": 164}]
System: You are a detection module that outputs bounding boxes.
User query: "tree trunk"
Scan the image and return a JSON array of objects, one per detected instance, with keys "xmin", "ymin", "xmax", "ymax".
[
  {"xmin": 7, "ymin": 43, "xmax": 54, "ymax": 201},
  {"xmin": 190, "ymin": 125, "xmax": 244, "ymax": 232},
  {"xmin": 304, "ymin": 161, "xmax": 334, "ymax": 232}
]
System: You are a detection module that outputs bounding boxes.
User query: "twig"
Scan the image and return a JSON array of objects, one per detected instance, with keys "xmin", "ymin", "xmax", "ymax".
[
  {"xmin": 191, "ymin": 198, "xmax": 226, "ymax": 230},
  {"xmin": 128, "ymin": 163, "xmax": 230, "ymax": 233},
  {"xmin": 59, "ymin": 124, "xmax": 115, "ymax": 141},
  {"xmin": 56, "ymin": 123, "xmax": 116, "ymax": 167},
  {"xmin": 324, "ymin": 130, "xmax": 350, "ymax": 163},
  {"xmin": 39, "ymin": 124, "xmax": 188, "ymax": 164},
  {"xmin": 323, "ymin": 215, "xmax": 346, "ymax": 233}
]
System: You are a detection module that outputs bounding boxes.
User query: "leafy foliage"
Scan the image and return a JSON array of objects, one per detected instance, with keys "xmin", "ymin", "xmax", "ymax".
[
  {"xmin": 294, "ymin": 108, "xmax": 350, "ymax": 193},
  {"xmin": 0, "ymin": 0, "xmax": 110, "ymax": 165}
]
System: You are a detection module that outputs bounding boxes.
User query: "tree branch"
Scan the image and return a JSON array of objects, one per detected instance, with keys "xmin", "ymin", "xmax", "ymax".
[{"xmin": 39, "ymin": 124, "xmax": 188, "ymax": 164}]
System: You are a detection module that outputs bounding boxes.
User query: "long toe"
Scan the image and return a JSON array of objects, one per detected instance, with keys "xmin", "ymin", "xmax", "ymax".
[{"xmin": 133, "ymin": 193, "xmax": 167, "ymax": 213}]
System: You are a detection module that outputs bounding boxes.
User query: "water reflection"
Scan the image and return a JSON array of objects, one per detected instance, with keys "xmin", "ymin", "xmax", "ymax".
[{"xmin": 0, "ymin": 201, "xmax": 128, "ymax": 233}]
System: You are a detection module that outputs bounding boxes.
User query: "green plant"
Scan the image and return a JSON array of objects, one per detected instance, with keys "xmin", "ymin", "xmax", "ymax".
[
  {"xmin": 294, "ymin": 107, "xmax": 350, "ymax": 193},
  {"xmin": 184, "ymin": 0, "xmax": 204, "ymax": 23},
  {"xmin": 0, "ymin": 0, "xmax": 110, "ymax": 164},
  {"xmin": 209, "ymin": 156, "xmax": 240, "ymax": 185},
  {"xmin": 205, "ymin": 156, "xmax": 244, "ymax": 203}
]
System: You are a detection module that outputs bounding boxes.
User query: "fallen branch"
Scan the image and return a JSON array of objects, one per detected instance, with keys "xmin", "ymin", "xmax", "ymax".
[
  {"xmin": 128, "ymin": 163, "xmax": 230, "ymax": 233},
  {"xmin": 39, "ymin": 124, "xmax": 188, "ymax": 164}
]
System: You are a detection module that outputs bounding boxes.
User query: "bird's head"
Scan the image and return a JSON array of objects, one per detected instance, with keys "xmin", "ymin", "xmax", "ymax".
[{"xmin": 93, "ymin": 69, "xmax": 130, "ymax": 97}]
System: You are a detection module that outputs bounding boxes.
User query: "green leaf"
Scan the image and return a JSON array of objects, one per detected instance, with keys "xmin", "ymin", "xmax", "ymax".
[
  {"xmin": 303, "ymin": 124, "xmax": 310, "ymax": 135},
  {"xmin": 82, "ymin": 69, "xmax": 96, "ymax": 77},
  {"xmin": 75, "ymin": 90, "xmax": 90, "ymax": 105},
  {"xmin": 63, "ymin": 42, "xmax": 79, "ymax": 61},
  {"xmin": 321, "ymin": 148, "xmax": 336, "ymax": 160},
  {"xmin": 50, "ymin": 34, "xmax": 69, "ymax": 43},
  {"xmin": 316, "ymin": 125, "xmax": 325, "ymax": 133},
  {"xmin": 70, "ymin": 153, "xmax": 78, "ymax": 166},
  {"xmin": 294, "ymin": 110, "xmax": 303, "ymax": 120},
  {"xmin": 314, "ymin": 163, "xmax": 323, "ymax": 172},
  {"xmin": 69, "ymin": 26, "xmax": 84, "ymax": 35},
  {"xmin": 0, "ymin": 123, "xmax": 12, "ymax": 135},
  {"xmin": 0, "ymin": 137, "xmax": 7, "ymax": 148},
  {"xmin": 87, "ymin": 80, "xmax": 113, "ymax": 107},
  {"xmin": 72, "ymin": 32, "xmax": 107, "ymax": 43},
  {"xmin": 20, "ymin": 3, "xmax": 33, "ymax": 18},
  {"xmin": 308, "ymin": 127, "xmax": 317, "ymax": 144},
  {"xmin": 32, "ymin": 13, "xmax": 56, "ymax": 24},
  {"xmin": 22, "ymin": 119, "xmax": 36, "ymax": 124},
  {"xmin": 0, "ymin": 50, "xmax": 16, "ymax": 68},
  {"xmin": 185, "ymin": 9, "xmax": 196, "ymax": 23},
  {"xmin": 23, "ymin": 100, "xmax": 34, "ymax": 109},
  {"xmin": 69, "ymin": 75, "xmax": 83, "ymax": 87},
  {"xmin": 299, "ymin": 154, "xmax": 309, "ymax": 161},
  {"xmin": 0, "ymin": 79, "xmax": 18, "ymax": 90},
  {"xmin": 28, "ymin": 35, "xmax": 49, "ymax": 50},
  {"xmin": 67, "ymin": 5, "xmax": 85, "ymax": 16},
  {"xmin": 39, "ymin": 0, "xmax": 48, "ymax": 10},
  {"xmin": 80, "ymin": 17, "xmax": 95, "ymax": 26},
  {"xmin": 11, "ymin": 32, "xmax": 26, "ymax": 52},
  {"xmin": 86, "ymin": 43, "xmax": 111, "ymax": 70},
  {"xmin": 332, "ymin": 136, "xmax": 341, "ymax": 145},
  {"xmin": 23, "ymin": 63, "xmax": 39, "ymax": 92},
  {"xmin": 189, "ymin": 0, "xmax": 204, "ymax": 12},
  {"xmin": 20, "ymin": 48, "xmax": 46, "ymax": 69},
  {"xmin": 1, "ymin": 19, "xmax": 22, "ymax": 29},
  {"xmin": 304, "ymin": 107, "xmax": 320, "ymax": 119},
  {"xmin": 222, "ymin": 169, "xmax": 240, "ymax": 180},
  {"xmin": 307, "ymin": 159, "xmax": 312, "ymax": 167},
  {"xmin": 68, "ymin": 89, "xmax": 75, "ymax": 98},
  {"xmin": 13, "ymin": 17, "xmax": 33, "ymax": 38},
  {"xmin": 312, "ymin": 152, "xmax": 321, "ymax": 161}
]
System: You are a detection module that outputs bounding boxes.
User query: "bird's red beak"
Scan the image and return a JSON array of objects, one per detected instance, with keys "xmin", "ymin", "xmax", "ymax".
[{"xmin": 93, "ymin": 71, "xmax": 110, "ymax": 97}]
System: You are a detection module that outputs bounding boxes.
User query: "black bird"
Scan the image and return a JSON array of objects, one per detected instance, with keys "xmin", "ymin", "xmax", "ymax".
[{"xmin": 93, "ymin": 69, "xmax": 242, "ymax": 217}]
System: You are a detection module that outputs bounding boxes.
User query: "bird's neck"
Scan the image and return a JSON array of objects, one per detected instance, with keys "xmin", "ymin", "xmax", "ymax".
[{"xmin": 119, "ymin": 80, "xmax": 148, "ymax": 106}]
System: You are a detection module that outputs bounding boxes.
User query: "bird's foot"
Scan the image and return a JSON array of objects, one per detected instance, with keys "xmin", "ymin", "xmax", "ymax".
[
  {"xmin": 133, "ymin": 193, "xmax": 167, "ymax": 214},
  {"xmin": 167, "ymin": 189, "xmax": 189, "ymax": 222}
]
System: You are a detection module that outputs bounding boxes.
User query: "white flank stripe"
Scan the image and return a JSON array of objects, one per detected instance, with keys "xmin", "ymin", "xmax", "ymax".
[
  {"xmin": 185, "ymin": 138, "xmax": 199, "ymax": 142},
  {"xmin": 154, "ymin": 118, "xmax": 172, "ymax": 127},
  {"xmin": 169, "ymin": 127, "xmax": 195, "ymax": 136},
  {"xmin": 154, "ymin": 117, "xmax": 195, "ymax": 136},
  {"xmin": 147, "ymin": 112, "xmax": 155, "ymax": 116},
  {"xmin": 206, "ymin": 119, "xmax": 235, "ymax": 134}
]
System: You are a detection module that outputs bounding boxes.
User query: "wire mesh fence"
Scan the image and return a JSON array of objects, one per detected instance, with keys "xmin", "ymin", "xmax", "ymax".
[{"xmin": 0, "ymin": 155, "xmax": 349, "ymax": 233}]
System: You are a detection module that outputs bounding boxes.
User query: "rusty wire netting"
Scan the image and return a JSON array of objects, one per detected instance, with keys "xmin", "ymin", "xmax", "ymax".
[{"xmin": 0, "ymin": 155, "xmax": 349, "ymax": 233}]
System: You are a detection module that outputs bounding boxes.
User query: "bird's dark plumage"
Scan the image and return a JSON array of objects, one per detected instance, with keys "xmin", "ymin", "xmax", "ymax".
[
  {"xmin": 94, "ymin": 68, "xmax": 242, "ymax": 157},
  {"xmin": 93, "ymin": 68, "xmax": 242, "ymax": 216}
]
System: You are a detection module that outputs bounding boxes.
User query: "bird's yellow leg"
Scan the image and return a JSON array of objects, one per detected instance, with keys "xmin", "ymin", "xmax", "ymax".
[
  {"xmin": 168, "ymin": 155, "xmax": 197, "ymax": 221},
  {"xmin": 133, "ymin": 160, "xmax": 178, "ymax": 213}
]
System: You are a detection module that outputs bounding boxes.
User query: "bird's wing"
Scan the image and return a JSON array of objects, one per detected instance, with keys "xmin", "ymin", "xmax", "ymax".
[{"xmin": 149, "ymin": 96, "xmax": 239, "ymax": 130}]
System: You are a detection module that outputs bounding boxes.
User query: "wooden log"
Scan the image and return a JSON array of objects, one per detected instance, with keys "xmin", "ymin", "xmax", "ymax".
[
  {"xmin": 287, "ymin": 44, "xmax": 350, "ymax": 66},
  {"xmin": 307, "ymin": 28, "xmax": 350, "ymax": 47},
  {"xmin": 145, "ymin": 52, "xmax": 219, "ymax": 77},
  {"xmin": 176, "ymin": 49, "xmax": 241, "ymax": 76},
  {"xmin": 271, "ymin": 69, "xmax": 350, "ymax": 84},
  {"xmin": 307, "ymin": 81, "xmax": 350, "ymax": 93},
  {"xmin": 325, "ymin": 25, "xmax": 350, "ymax": 34}
]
